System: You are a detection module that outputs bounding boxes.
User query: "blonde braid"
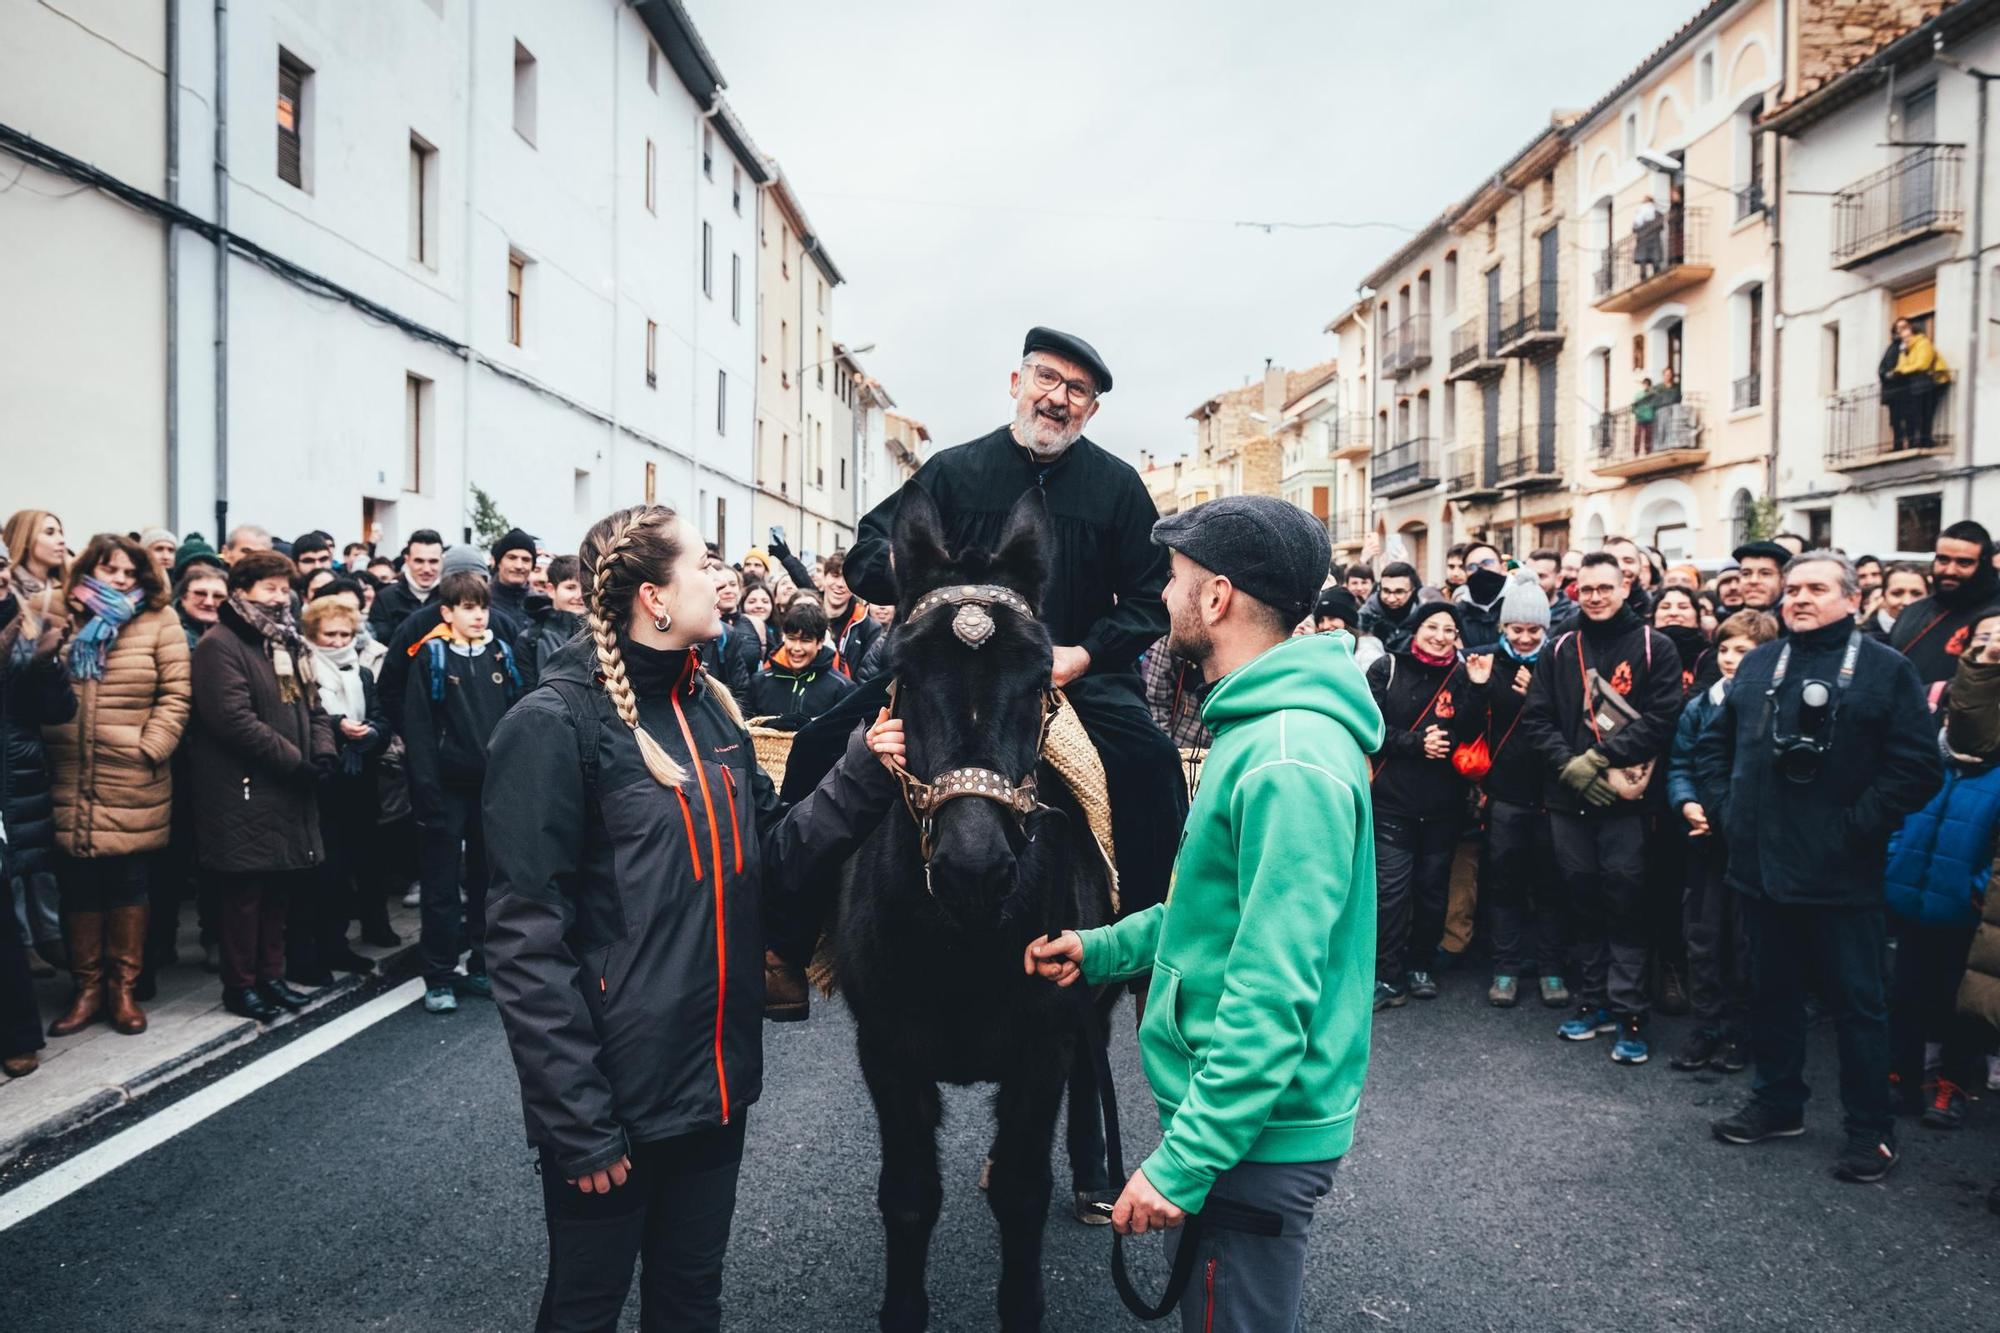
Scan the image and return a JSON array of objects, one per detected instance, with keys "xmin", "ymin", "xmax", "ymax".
[{"xmin": 587, "ymin": 513, "xmax": 689, "ymax": 789}]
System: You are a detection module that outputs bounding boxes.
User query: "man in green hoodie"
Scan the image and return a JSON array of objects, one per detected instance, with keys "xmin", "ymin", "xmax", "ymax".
[{"xmin": 1028, "ymin": 495, "xmax": 1384, "ymax": 1333}]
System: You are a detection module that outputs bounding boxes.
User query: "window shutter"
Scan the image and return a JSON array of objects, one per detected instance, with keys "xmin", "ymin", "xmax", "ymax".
[{"xmin": 277, "ymin": 61, "xmax": 304, "ymax": 187}]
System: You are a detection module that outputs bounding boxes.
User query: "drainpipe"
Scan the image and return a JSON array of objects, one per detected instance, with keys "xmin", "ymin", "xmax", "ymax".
[
  {"xmin": 458, "ymin": 0, "xmax": 478, "ymax": 545},
  {"xmin": 211, "ymin": 0, "xmax": 229, "ymax": 545},
  {"xmin": 166, "ymin": 0, "xmax": 180, "ymax": 529},
  {"xmin": 1767, "ymin": 16, "xmax": 1785, "ymax": 507},
  {"xmin": 1945, "ymin": 57, "xmax": 1991, "ymax": 517},
  {"xmin": 694, "ymin": 99, "xmax": 722, "ymax": 523}
]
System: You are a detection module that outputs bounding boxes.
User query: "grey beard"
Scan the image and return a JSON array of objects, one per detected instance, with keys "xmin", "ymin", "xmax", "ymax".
[{"xmin": 1011, "ymin": 407, "xmax": 1082, "ymax": 461}]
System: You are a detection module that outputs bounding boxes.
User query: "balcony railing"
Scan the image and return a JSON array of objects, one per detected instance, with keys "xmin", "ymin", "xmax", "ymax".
[
  {"xmin": 1447, "ymin": 316, "xmax": 1504, "ymax": 380},
  {"xmin": 1372, "ymin": 437, "xmax": 1439, "ymax": 497},
  {"xmin": 1494, "ymin": 421, "xmax": 1561, "ymax": 488},
  {"xmin": 1734, "ymin": 180, "xmax": 1767, "ymax": 223},
  {"xmin": 1382, "ymin": 329, "xmax": 1408, "ymax": 376},
  {"xmin": 1732, "ymin": 372, "xmax": 1762, "ymax": 413},
  {"xmin": 1494, "ymin": 282, "xmax": 1564, "ymax": 355},
  {"xmin": 1593, "ymin": 207, "xmax": 1712, "ymax": 313},
  {"xmin": 1394, "ymin": 314, "xmax": 1432, "ymax": 375},
  {"xmin": 1591, "ymin": 393, "xmax": 1707, "ymax": 479},
  {"xmin": 1333, "ymin": 507, "xmax": 1370, "ymax": 545},
  {"xmin": 1445, "ymin": 443, "xmax": 1499, "ymax": 501},
  {"xmin": 1329, "ymin": 413, "xmax": 1372, "ymax": 460},
  {"xmin": 1832, "ymin": 146, "xmax": 1964, "ymax": 268},
  {"xmin": 1826, "ymin": 381, "xmax": 1953, "ymax": 470}
]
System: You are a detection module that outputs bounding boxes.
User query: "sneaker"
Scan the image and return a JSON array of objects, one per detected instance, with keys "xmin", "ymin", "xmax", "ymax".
[
  {"xmin": 1557, "ymin": 1005, "xmax": 1614, "ymax": 1041},
  {"xmin": 1655, "ymin": 964, "xmax": 1690, "ymax": 1017},
  {"xmin": 1712, "ymin": 1100, "xmax": 1805, "ymax": 1145},
  {"xmin": 1610, "ymin": 1017, "xmax": 1649, "ymax": 1065},
  {"xmin": 454, "ymin": 971, "xmax": 493, "ymax": 1001},
  {"xmin": 1671, "ymin": 1029, "xmax": 1723, "ymax": 1072},
  {"xmin": 1708, "ymin": 1039, "xmax": 1749, "ymax": 1074},
  {"xmin": 1405, "ymin": 971, "xmax": 1439, "ymax": 1001},
  {"xmin": 1538, "ymin": 976, "xmax": 1570, "ymax": 1008},
  {"xmin": 423, "ymin": 986, "xmax": 459, "ymax": 1014},
  {"xmin": 1832, "ymin": 1135, "xmax": 1899, "ymax": 1184},
  {"xmin": 1921, "ymin": 1077, "xmax": 1967, "ymax": 1130},
  {"xmin": 402, "ymin": 884, "xmax": 423, "ymax": 909},
  {"xmin": 1372, "ymin": 980, "xmax": 1408, "ymax": 1011},
  {"xmin": 1488, "ymin": 975, "xmax": 1519, "ymax": 1008}
]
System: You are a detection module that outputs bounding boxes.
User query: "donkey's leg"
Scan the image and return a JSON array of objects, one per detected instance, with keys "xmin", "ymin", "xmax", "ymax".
[
  {"xmin": 986, "ymin": 1052, "xmax": 1069, "ymax": 1332},
  {"xmin": 1063, "ymin": 999, "xmax": 1111, "ymax": 1199},
  {"xmin": 860, "ymin": 1038, "xmax": 943, "ymax": 1333}
]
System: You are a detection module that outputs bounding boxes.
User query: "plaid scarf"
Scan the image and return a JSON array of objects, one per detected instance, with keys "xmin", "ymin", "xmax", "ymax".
[
  {"xmin": 229, "ymin": 594, "xmax": 313, "ymax": 703},
  {"xmin": 68, "ymin": 577, "xmax": 140, "ymax": 682}
]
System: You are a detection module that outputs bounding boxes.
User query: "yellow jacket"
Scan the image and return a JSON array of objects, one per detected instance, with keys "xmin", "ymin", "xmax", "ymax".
[{"xmin": 1895, "ymin": 334, "xmax": 1950, "ymax": 382}]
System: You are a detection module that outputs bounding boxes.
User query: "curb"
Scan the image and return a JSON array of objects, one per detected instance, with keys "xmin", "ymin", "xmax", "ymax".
[{"xmin": 0, "ymin": 942, "xmax": 421, "ymax": 1166}]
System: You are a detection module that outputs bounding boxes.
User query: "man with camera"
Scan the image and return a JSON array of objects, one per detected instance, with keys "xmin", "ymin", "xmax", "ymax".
[{"xmin": 1693, "ymin": 551, "xmax": 1940, "ymax": 1182}]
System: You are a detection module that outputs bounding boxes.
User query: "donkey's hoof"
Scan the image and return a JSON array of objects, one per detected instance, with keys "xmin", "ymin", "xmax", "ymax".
[
  {"xmin": 1073, "ymin": 1188, "xmax": 1116, "ymax": 1225},
  {"xmin": 976, "ymin": 1154, "xmax": 993, "ymax": 1192},
  {"xmin": 878, "ymin": 1293, "xmax": 929, "ymax": 1333}
]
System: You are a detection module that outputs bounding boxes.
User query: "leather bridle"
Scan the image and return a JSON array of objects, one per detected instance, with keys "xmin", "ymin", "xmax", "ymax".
[{"xmin": 883, "ymin": 583, "xmax": 1057, "ymax": 894}]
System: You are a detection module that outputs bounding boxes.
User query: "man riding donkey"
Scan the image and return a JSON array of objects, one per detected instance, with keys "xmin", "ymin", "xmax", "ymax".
[{"xmin": 768, "ymin": 326, "xmax": 1188, "ymax": 1021}]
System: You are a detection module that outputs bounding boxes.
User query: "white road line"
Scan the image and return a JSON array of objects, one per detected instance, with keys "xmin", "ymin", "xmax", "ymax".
[{"xmin": 0, "ymin": 978, "xmax": 426, "ymax": 1232}]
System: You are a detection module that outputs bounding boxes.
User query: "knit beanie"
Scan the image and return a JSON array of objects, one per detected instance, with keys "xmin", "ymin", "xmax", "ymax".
[
  {"xmin": 441, "ymin": 545, "xmax": 489, "ymax": 579},
  {"xmin": 140, "ymin": 526, "xmax": 177, "ymax": 550},
  {"xmin": 1497, "ymin": 568, "xmax": 1551, "ymax": 629},
  {"xmin": 1410, "ymin": 600, "xmax": 1462, "ymax": 636},
  {"xmin": 490, "ymin": 527, "xmax": 538, "ymax": 562},
  {"xmin": 172, "ymin": 532, "xmax": 221, "ymax": 577}
]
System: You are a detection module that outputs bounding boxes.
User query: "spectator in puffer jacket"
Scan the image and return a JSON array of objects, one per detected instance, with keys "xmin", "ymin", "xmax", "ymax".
[
  {"xmin": 745, "ymin": 601, "xmax": 852, "ymax": 726},
  {"xmin": 515, "ymin": 555, "xmax": 586, "ymax": 691}
]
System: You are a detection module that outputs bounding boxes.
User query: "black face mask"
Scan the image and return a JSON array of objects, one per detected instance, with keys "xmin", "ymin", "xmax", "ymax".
[{"xmin": 1467, "ymin": 568, "xmax": 1507, "ymax": 605}]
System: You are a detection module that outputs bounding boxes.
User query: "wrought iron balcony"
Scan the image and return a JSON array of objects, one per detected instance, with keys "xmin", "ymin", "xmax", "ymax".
[
  {"xmin": 1494, "ymin": 421, "xmax": 1562, "ymax": 489},
  {"xmin": 1591, "ymin": 393, "xmax": 1707, "ymax": 479},
  {"xmin": 1732, "ymin": 372, "xmax": 1762, "ymax": 413},
  {"xmin": 1734, "ymin": 180, "xmax": 1767, "ymax": 223},
  {"xmin": 1372, "ymin": 437, "xmax": 1439, "ymax": 497},
  {"xmin": 1329, "ymin": 413, "xmax": 1372, "ymax": 461},
  {"xmin": 1592, "ymin": 207, "xmax": 1712, "ymax": 313},
  {"xmin": 1394, "ymin": 314, "xmax": 1432, "ymax": 375},
  {"xmin": 1446, "ymin": 316, "xmax": 1504, "ymax": 381},
  {"xmin": 1832, "ymin": 146, "xmax": 1964, "ymax": 268},
  {"xmin": 1825, "ymin": 381, "xmax": 1953, "ymax": 471},
  {"xmin": 1382, "ymin": 329, "xmax": 1408, "ymax": 376},
  {"xmin": 1445, "ymin": 443, "xmax": 1500, "ymax": 502},
  {"xmin": 1333, "ymin": 507, "xmax": 1370, "ymax": 545},
  {"xmin": 1495, "ymin": 283, "xmax": 1564, "ymax": 356}
]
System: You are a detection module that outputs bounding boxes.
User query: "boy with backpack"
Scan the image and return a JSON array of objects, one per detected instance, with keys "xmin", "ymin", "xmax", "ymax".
[{"xmin": 404, "ymin": 570, "xmax": 521, "ymax": 1013}]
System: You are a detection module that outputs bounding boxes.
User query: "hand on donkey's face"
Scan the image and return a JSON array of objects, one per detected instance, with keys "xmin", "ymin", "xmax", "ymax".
[{"xmin": 1024, "ymin": 930, "xmax": 1084, "ymax": 986}]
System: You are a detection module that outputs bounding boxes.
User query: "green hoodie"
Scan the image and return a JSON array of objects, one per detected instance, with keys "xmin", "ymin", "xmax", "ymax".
[{"xmin": 1079, "ymin": 631, "xmax": 1384, "ymax": 1212}]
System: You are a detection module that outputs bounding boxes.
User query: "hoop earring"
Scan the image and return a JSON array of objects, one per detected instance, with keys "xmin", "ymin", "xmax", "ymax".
[{"xmin": 654, "ymin": 611, "xmax": 673, "ymax": 633}]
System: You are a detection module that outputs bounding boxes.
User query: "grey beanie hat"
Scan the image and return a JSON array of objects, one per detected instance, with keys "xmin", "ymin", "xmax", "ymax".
[
  {"xmin": 441, "ymin": 544, "xmax": 490, "ymax": 579},
  {"xmin": 1497, "ymin": 568, "xmax": 1550, "ymax": 628},
  {"xmin": 1152, "ymin": 495, "xmax": 1332, "ymax": 624}
]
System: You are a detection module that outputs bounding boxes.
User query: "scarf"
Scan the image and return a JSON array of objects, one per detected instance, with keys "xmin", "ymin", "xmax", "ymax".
[
  {"xmin": 309, "ymin": 642, "xmax": 367, "ymax": 719},
  {"xmin": 405, "ymin": 569, "xmax": 434, "ymax": 604},
  {"xmin": 0, "ymin": 595, "xmax": 31, "ymax": 668},
  {"xmin": 1411, "ymin": 643, "xmax": 1457, "ymax": 669},
  {"xmin": 68, "ymin": 578, "xmax": 141, "ymax": 682},
  {"xmin": 229, "ymin": 594, "xmax": 313, "ymax": 703}
]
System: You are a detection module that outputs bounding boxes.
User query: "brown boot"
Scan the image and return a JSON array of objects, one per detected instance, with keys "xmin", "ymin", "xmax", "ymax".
[
  {"xmin": 763, "ymin": 950, "xmax": 810, "ymax": 1023},
  {"xmin": 48, "ymin": 911, "xmax": 107, "ymax": 1037},
  {"xmin": 2, "ymin": 1053, "xmax": 38, "ymax": 1078},
  {"xmin": 103, "ymin": 905, "xmax": 150, "ymax": 1035}
]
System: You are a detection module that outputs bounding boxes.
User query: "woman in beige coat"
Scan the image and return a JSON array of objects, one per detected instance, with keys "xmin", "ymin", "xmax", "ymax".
[{"xmin": 44, "ymin": 533, "xmax": 190, "ymax": 1037}]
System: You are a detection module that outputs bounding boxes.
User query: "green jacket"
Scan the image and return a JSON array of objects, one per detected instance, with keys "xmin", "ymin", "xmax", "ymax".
[{"xmin": 1078, "ymin": 632, "xmax": 1384, "ymax": 1211}]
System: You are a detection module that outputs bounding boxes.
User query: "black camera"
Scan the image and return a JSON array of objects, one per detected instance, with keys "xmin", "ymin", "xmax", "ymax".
[{"xmin": 1773, "ymin": 679, "xmax": 1834, "ymax": 784}]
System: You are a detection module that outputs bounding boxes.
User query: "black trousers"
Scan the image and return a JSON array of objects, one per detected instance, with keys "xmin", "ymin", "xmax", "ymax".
[
  {"xmin": 770, "ymin": 670, "xmax": 1185, "ymax": 964},
  {"xmin": 1374, "ymin": 811, "xmax": 1459, "ymax": 982},
  {"xmin": 535, "ymin": 1120, "xmax": 746, "ymax": 1333},
  {"xmin": 1889, "ymin": 919, "xmax": 1984, "ymax": 1092},
  {"xmin": 1683, "ymin": 835, "xmax": 1749, "ymax": 1035},
  {"xmin": 1645, "ymin": 814, "xmax": 1689, "ymax": 973},
  {"xmin": 54, "ymin": 852, "xmax": 149, "ymax": 913},
  {"xmin": 1485, "ymin": 799, "xmax": 1563, "ymax": 977},
  {"xmin": 1549, "ymin": 811, "xmax": 1649, "ymax": 1017},
  {"xmin": 1746, "ymin": 897, "xmax": 1893, "ymax": 1139},
  {"xmin": 0, "ymin": 884, "xmax": 44, "ymax": 1059},
  {"xmin": 418, "ymin": 784, "xmax": 488, "ymax": 987}
]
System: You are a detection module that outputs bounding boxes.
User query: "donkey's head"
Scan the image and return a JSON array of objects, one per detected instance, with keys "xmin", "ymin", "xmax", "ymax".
[{"xmin": 886, "ymin": 485, "xmax": 1054, "ymax": 923}]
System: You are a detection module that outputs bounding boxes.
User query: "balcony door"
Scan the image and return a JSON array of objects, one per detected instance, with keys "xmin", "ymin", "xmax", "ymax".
[
  {"xmin": 1481, "ymin": 379, "xmax": 1501, "ymax": 477},
  {"xmin": 1486, "ymin": 267, "xmax": 1503, "ymax": 354},
  {"xmin": 1537, "ymin": 227, "xmax": 1559, "ymax": 326},
  {"xmin": 1901, "ymin": 86, "xmax": 1938, "ymax": 229},
  {"xmin": 1536, "ymin": 357, "xmax": 1558, "ymax": 470}
]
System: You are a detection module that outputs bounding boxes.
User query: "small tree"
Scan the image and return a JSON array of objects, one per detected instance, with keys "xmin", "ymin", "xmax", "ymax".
[
  {"xmin": 469, "ymin": 484, "xmax": 512, "ymax": 548},
  {"xmin": 1743, "ymin": 496, "xmax": 1781, "ymax": 542}
]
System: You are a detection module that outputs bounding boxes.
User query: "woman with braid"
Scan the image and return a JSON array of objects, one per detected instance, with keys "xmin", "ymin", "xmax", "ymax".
[{"xmin": 483, "ymin": 505, "xmax": 906, "ymax": 1331}]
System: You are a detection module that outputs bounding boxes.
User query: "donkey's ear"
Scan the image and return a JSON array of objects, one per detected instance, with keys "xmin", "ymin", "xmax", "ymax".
[
  {"xmin": 993, "ymin": 488, "xmax": 1051, "ymax": 609},
  {"xmin": 892, "ymin": 481, "xmax": 950, "ymax": 583}
]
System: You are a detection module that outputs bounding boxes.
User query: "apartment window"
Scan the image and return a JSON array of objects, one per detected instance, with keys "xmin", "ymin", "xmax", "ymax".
[
  {"xmin": 1804, "ymin": 507, "xmax": 1833, "ymax": 549},
  {"xmin": 817, "ymin": 280, "xmax": 826, "ymax": 316},
  {"xmin": 816, "ymin": 329, "xmax": 825, "ymax": 387},
  {"xmin": 781, "ymin": 433, "xmax": 790, "ymax": 492},
  {"xmin": 716, "ymin": 497, "xmax": 727, "ymax": 553},
  {"xmin": 645, "ymin": 139, "xmax": 656, "ymax": 213},
  {"xmin": 702, "ymin": 127, "xmax": 713, "ymax": 179},
  {"xmin": 780, "ymin": 320, "xmax": 789, "ymax": 386},
  {"xmin": 573, "ymin": 469, "xmax": 591, "ymax": 515},
  {"xmin": 1898, "ymin": 493, "xmax": 1942, "ymax": 552},
  {"xmin": 816, "ymin": 421, "xmax": 825, "ymax": 488},
  {"xmin": 732, "ymin": 165, "xmax": 742, "ymax": 215},
  {"xmin": 645, "ymin": 319, "xmax": 657, "ymax": 388},
  {"xmin": 404, "ymin": 373, "xmax": 432, "ymax": 492},
  {"xmin": 408, "ymin": 133, "xmax": 438, "ymax": 265},
  {"xmin": 717, "ymin": 369, "xmax": 727, "ymax": 435},
  {"xmin": 277, "ymin": 51, "xmax": 310, "ymax": 189},
  {"xmin": 646, "ymin": 42, "xmax": 658, "ymax": 92},
  {"xmin": 731, "ymin": 253, "xmax": 742, "ymax": 322},
  {"xmin": 1632, "ymin": 333, "xmax": 1646, "ymax": 370},
  {"xmin": 1540, "ymin": 173, "xmax": 1554, "ymax": 213},
  {"xmin": 838, "ymin": 457, "xmax": 847, "ymax": 491},
  {"xmin": 1698, "ymin": 51, "xmax": 1716, "ymax": 104},
  {"xmin": 702, "ymin": 221, "xmax": 713, "ymax": 297},
  {"xmin": 644, "ymin": 461, "xmax": 657, "ymax": 505},
  {"xmin": 1743, "ymin": 283, "xmax": 1764, "ymax": 405},
  {"xmin": 1820, "ymin": 322, "xmax": 1841, "ymax": 396},
  {"xmin": 1442, "ymin": 251, "xmax": 1458, "ymax": 315},
  {"xmin": 1485, "ymin": 215, "xmax": 1497, "ymax": 250},
  {"xmin": 513, "ymin": 41, "xmax": 537, "ymax": 146},
  {"xmin": 507, "ymin": 252, "xmax": 526, "ymax": 346},
  {"xmin": 781, "ymin": 225, "xmax": 790, "ymax": 278},
  {"xmin": 1622, "ymin": 109, "xmax": 1638, "ymax": 158}
]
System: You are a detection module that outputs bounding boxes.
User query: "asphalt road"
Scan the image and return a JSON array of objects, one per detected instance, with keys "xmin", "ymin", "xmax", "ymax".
[{"xmin": 4, "ymin": 967, "xmax": 1999, "ymax": 1331}]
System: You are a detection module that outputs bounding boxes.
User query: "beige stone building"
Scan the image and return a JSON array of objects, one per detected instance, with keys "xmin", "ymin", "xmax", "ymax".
[
  {"xmin": 1325, "ymin": 300, "xmax": 1376, "ymax": 565},
  {"xmin": 1275, "ymin": 360, "xmax": 1342, "ymax": 525}
]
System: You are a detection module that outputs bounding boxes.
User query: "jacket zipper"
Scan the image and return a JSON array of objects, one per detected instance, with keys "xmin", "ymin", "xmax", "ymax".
[
  {"xmin": 721, "ymin": 768, "xmax": 744, "ymax": 874},
  {"xmin": 1203, "ymin": 1257, "xmax": 1217, "ymax": 1333},
  {"xmin": 673, "ymin": 791, "xmax": 703, "ymax": 880},
  {"xmin": 670, "ymin": 691, "xmax": 731, "ymax": 1125}
]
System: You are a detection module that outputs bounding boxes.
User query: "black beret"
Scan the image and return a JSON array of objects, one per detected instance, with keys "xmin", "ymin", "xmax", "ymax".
[
  {"xmin": 1022, "ymin": 326, "xmax": 1112, "ymax": 394},
  {"xmin": 1731, "ymin": 540, "xmax": 1792, "ymax": 566},
  {"xmin": 1153, "ymin": 496, "xmax": 1330, "ymax": 625},
  {"xmin": 1314, "ymin": 586, "xmax": 1360, "ymax": 624}
]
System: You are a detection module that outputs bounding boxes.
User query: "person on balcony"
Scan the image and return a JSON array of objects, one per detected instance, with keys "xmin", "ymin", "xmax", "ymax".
[
  {"xmin": 1879, "ymin": 317, "xmax": 1948, "ymax": 451},
  {"xmin": 1631, "ymin": 198, "xmax": 1663, "ymax": 281},
  {"xmin": 1654, "ymin": 367, "xmax": 1684, "ymax": 448},
  {"xmin": 1632, "ymin": 378, "xmax": 1657, "ymax": 454}
]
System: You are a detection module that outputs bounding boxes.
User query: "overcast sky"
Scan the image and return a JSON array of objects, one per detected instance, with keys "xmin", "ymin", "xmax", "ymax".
[{"xmin": 684, "ymin": 0, "xmax": 1704, "ymax": 466}]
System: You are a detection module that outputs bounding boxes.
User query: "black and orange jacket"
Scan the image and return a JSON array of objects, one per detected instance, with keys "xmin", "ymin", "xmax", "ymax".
[
  {"xmin": 482, "ymin": 636, "xmax": 897, "ymax": 1178},
  {"xmin": 1518, "ymin": 604, "xmax": 1683, "ymax": 816},
  {"xmin": 1365, "ymin": 650, "xmax": 1487, "ymax": 821}
]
